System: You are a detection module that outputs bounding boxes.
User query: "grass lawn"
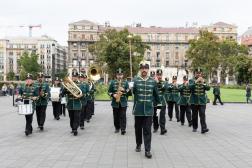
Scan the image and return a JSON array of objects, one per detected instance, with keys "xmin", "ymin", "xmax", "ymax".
[{"xmin": 96, "ymin": 88, "xmax": 247, "ymax": 102}]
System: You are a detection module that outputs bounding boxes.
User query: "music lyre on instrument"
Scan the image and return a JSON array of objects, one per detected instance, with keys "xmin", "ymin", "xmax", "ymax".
[
  {"xmin": 62, "ymin": 74, "xmax": 82, "ymax": 97},
  {"xmin": 116, "ymin": 80, "xmax": 122, "ymax": 103}
]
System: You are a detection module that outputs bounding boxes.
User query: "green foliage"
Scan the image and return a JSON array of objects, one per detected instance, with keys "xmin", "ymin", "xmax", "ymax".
[
  {"xmin": 56, "ymin": 69, "xmax": 68, "ymax": 79},
  {"xmin": 186, "ymin": 30, "xmax": 220, "ymax": 79},
  {"xmin": 94, "ymin": 84, "xmax": 109, "ymax": 97},
  {"xmin": 8, "ymin": 71, "xmax": 15, "ymax": 80},
  {"xmin": 88, "ymin": 28, "xmax": 151, "ymax": 80},
  {"xmin": 0, "ymin": 72, "xmax": 3, "ymax": 81},
  {"xmin": 17, "ymin": 51, "xmax": 42, "ymax": 80},
  {"xmin": 235, "ymin": 54, "xmax": 252, "ymax": 84},
  {"xmin": 19, "ymin": 69, "xmax": 26, "ymax": 81},
  {"xmin": 6, "ymin": 73, "xmax": 10, "ymax": 81}
]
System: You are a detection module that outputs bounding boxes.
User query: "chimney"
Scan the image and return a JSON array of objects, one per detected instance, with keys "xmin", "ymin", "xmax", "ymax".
[
  {"xmin": 192, "ymin": 22, "xmax": 198, "ymax": 28},
  {"xmin": 136, "ymin": 23, "xmax": 141, "ymax": 27}
]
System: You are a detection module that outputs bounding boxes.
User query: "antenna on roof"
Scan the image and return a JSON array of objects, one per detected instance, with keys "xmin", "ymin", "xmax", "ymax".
[{"xmin": 186, "ymin": 22, "xmax": 188, "ymax": 28}]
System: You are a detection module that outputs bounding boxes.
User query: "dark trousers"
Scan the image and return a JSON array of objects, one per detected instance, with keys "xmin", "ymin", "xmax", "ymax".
[
  {"xmin": 213, "ymin": 95, "xmax": 223, "ymax": 105},
  {"xmin": 180, "ymin": 105, "xmax": 192, "ymax": 124},
  {"xmin": 134, "ymin": 116, "xmax": 152, "ymax": 152},
  {"xmin": 25, "ymin": 112, "xmax": 33, "ymax": 133},
  {"xmin": 10, "ymin": 89, "xmax": 12, "ymax": 96},
  {"xmin": 68, "ymin": 110, "xmax": 80, "ymax": 131},
  {"xmin": 60, "ymin": 104, "xmax": 66, "ymax": 115},
  {"xmin": 168, "ymin": 101, "xmax": 180, "ymax": 119},
  {"xmin": 85, "ymin": 100, "xmax": 92, "ymax": 121},
  {"xmin": 36, "ymin": 105, "xmax": 47, "ymax": 126},
  {"xmin": 113, "ymin": 104, "xmax": 127, "ymax": 130},
  {"xmin": 191, "ymin": 104, "xmax": 207, "ymax": 130},
  {"xmin": 153, "ymin": 106, "xmax": 166, "ymax": 130},
  {"xmin": 52, "ymin": 102, "xmax": 61, "ymax": 118},
  {"xmin": 91, "ymin": 101, "xmax": 94, "ymax": 115},
  {"xmin": 153, "ymin": 107, "xmax": 159, "ymax": 130},
  {"xmin": 80, "ymin": 105, "xmax": 86, "ymax": 126}
]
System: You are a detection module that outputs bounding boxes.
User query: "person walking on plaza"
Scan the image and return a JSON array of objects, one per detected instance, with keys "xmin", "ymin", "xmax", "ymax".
[
  {"xmin": 150, "ymin": 71, "xmax": 159, "ymax": 133},
  {"xmin": 17, "ymin": 83, "xmax": 21, "ymax": 94},
  {"xmin": 167, "ymin": 75, "xmax": 180, "ymax": 122},
  {"xmin": 34, "ymin": 73, "xmax": 50, "ymax": 131},
  {"xmin": 60, "ymin": 79, "xmax": 66, "ymax": 116},
  {"xmin": 246, "ymin": 84, "xmax": 252, "ymax": 105},
  {"xmin": 213, "ymin": 83, "xmax": 223, "ymax": 105},
  {"xmin": 17, "ymin": 74, "xmax": 38, "ymax": 136},
  {"xmin": 83, "ymin": 77, "xmax": 94, "ymax": 122},
  {"xmin": 178, "ymin": 75, "xmax": 192, "ymax": 127},
  {"xmin": 129, "ymin": 60, "xmax": 162, "ymax": 158},
  {"xmin": 188, "ymin": 67, "xmax": 210, "ymax": 134},
  {"xmin": 51, "ymin": 77, "xmax": 62, "ymax": 120},
  {"xmin": 108, "ymin": 68, "xmax": 129, "ymax": 135},
  {"xmin": 8, "ymin": 82, "xmax": 14, "ymax": 96}
]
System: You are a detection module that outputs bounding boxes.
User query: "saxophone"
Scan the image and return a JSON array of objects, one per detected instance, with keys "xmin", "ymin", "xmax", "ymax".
[{"xmin": 116, "ymin": 80, "xmax": 122, "ymax": 103}]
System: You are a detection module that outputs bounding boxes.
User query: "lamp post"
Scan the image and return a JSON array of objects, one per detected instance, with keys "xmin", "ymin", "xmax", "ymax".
[
  {"xmin": 127, "ymin": 34, "xmax": 133, "ymax": 82},
  {"xmin": 52, "ymin": 43, "xmax": 55, "ymax": 84}
]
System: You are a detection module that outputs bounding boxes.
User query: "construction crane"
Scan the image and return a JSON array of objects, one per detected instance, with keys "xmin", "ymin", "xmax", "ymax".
[{"xmin": 0, "ymin": 24, "xmax": 42, "ymax": 37}]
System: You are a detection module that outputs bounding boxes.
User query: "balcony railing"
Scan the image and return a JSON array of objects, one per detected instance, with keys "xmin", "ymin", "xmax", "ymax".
[
  {"xmin": 142, "ymin": 39, "xmax": 189, "ymax": 43},
  {"xmin": 68, "ymin": 38, "xmax": 98, "ymax": 42}
]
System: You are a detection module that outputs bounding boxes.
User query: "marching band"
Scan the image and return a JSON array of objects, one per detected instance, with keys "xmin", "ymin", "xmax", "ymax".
[{"xmin": 17, "ymin": 60, "xmax": 210, "ymax": 159}]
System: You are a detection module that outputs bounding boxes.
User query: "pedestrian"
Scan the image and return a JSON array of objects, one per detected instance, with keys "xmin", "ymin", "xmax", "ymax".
[
  {"xmin": 2, "ymin": 84, "xmax": 8, "ymax": 96},
  {"xmin": 17, "ymin": 83, "xmax": 21, "ymax": 94},
  {"xmin": 246, "ymin": 84, "xmax": 252, "ymax": 105},
  {"xmin": 213, "ymin": 83, "xmax": 223, "ymax": 105},
  {"xmin": 8, "ymin": 82, "xmax": 14, "ymax": 96}
]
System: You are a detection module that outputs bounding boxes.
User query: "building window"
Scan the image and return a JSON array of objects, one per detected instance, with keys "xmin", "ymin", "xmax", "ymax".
[
  {"xmin": 90, "ymin": 60, "xmax": 93, "ymax": 65},
  {"xmin": 40, "ymin": 44, "xmax": 44, "ymax": 48},
  {"xmin": 185, "ymin": 60, "xmax": 188, "ymax": 67},
  {"xmin": 90, "ymin": 35, "xmax": 93, "ymax": 40},
  {"xmin": 166, "ymin": 36, "xmax": 169, "ymax": 41},
  {"xmin": 73, "ymin": 34, "xmax": 77, "ymax": 40},
  {"xmin": 175, "ymin": 61, "xmax": 179, "ymax": 67},
  {"xmin": 166, "ymin": 52, "xmax": 169, "ymax": 58},
  {"xmin": 74, "ymin": 26, "xmax": 77, "ymax": 29},
  {"xmin": 157, "ymin": 52, "xmax": 160, "ymax": 58},
  {"xmin": 82, "ymin": 26, "xmax": 85, "ymax": 29},
  {"xmin": 82, "ymin": 43, "xmax": 85, "ymax": 48},
  {"xmin": 32, "ymin": 50, "xmax": 36, "ymax": 54},
  {"xmin": 185, "ymin": 36, "xmax": 188, "ymax": 41},
  {"xmin": 73, "ymin": 43, "xmax": 77, "ymax": 48},
  {"xmin": 175, "ymin": 52, "xmax": 179, "ymax": 57},
  {"xmin": 166, "ymin": 61, "xmax": 169, "ymax": 67},
  {"xmin": 222, "ymin": 36, "xmax": 225, "ymax": 40},
  {"xmin": 147, "ymin": 52, "xmax": 150, "ymax": 58},
  {"xmin": 73, "ymin": 52, "xmax": 77, "ymax": 57},
  {"xmin": 17, "ymin": 44, "xmax": 21, "ymax": 48},
  {"xmin": 166, "ymin": 45, "xmax": 169, "ymax": 49},
  {"xmin": 32, "ymin": 44, "xmax": 36, "ymax": 48},
  {"xmin": 194, "ymin": 36, "xmax": 197, "ymax": 40},
  {"xmin": 213, "ymin": 28, "xmax": 216, "ymax": 31},
  {"xmin": 81, "ymin": 60, "xmax": 85, "ymax": 67},
  {"xmin": 90, "ymin": 26, "xmax": 93, "ymax": 29},
  {"xmin": 175, "ymin": 36, "xmax": 178, "ymax": 41},
  {"xmin": 157, "ymin": 36, "xmax": 160, "ymax": 41},
  {"xmin": 47, "ymin": 50, "xmax": 50, "ymax": 53},
  {"xmin": 90, "ymin": 53, "xmax": 93, "ymax": 58},
  {"xmin": 73, "ymin": 60, "xmax": 77, "ymax": 67},
  {"xmin": 82, "ymin": 34, "xmax": 85, "ymax": 40},
  {"xmin": 221, "ymin": 28, "xmax": 224, "ymax": 31},
  {"xmin": 175, "ymin": 45, "xmax": 179, "ymax": 49},
  {"xmin": 229, "ymin": 28, "xmax": 232, "ymax": 32},
  {"xmin": 157, "ymin": 45, "xmax": 160, "ymax": 49},
  {"xmin": 147, "ymin": 36, "xmax": 150, "ymax": 41},
  {"xmin": 185, "ymin": 45, "xmax": 188, "ymax": 49},
  {"xmin": 156, "ymin": 60, "xmax": 160, "ymax": 67},
  {"xmin": 24, "ymin": 45, "xmax": 28, "ymax": 48},
  {"xmin": 82, "ymin": 52, "xmax": 85, "ymax": 57}
]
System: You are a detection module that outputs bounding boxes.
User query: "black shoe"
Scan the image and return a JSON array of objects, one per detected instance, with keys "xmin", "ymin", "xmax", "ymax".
[
  {"xmin": 189, "ymin": 122, "xmax": 193, "ymax": 127},
  {"xmin": 169, "ymin": 119, "xmax": 172, "ymax": 121},
  {"xmin": 192, "ymin": 129, "xmax": 197, "ymax": 132},
  {"xmin": 80, "ymin": 126, "xmax": 84, "ymax": 130},
  {"xmin": 153, "ymin": 129, "xmax": 158, "ymax": 133},
  {"xmin": 40, "ymin": 126, "xmax": 44, "ymax": 130},
  {"xmin": 177, "ymin": 118, "xmax": 180, "ymax": 122},
  {"xmin": 201, "ymin": 128, "xmax": 209, "ymax": 134},
  {"xmin": 25, "ymin": 130, "xmax": 29, "ymax": 136},
  {"xmin": 56, "ymin": 117, "xmax": 60, "ymax": 120},
  {"xmin": 114, "ymin": 129, "xmax": 119, "ymax": 133},
  {"xmin": 90, "ymin": 116, "xmax": 92, "ymax": 119},
  {"xmin": 87, "ymin": 120, "xmax": 90, "ymax": 123},
  {"xmin": 121, "ymin": 130, "xmax": 126, "ymax": 135},
  {"xmin": 73, "ymin": 130, "xmax": 78, "ymax": 136},
  {"xmin": 135, "ymin": 145, "xmax": 141, "ymax": 152},
  {"xmin": 92, "ymin": 113, "xmax": 94, "ymax": 115},
  {"xmin": 70, "ymin": 130, "xmax": 74, "ymax": 133},
  {"xmin": 161, "ymin": 129, "xmax": 167, "ymax": 135},
  {"xmin": 221, "ymin": 103, "xmax": 224, "ymax": 105},
  {"xmin": 145, "ymin": 151, "xmax": 152, "ymax": 158},
  {"xmin": 181, "ymin": 123, "xmax": 184, "ymax": 126}
]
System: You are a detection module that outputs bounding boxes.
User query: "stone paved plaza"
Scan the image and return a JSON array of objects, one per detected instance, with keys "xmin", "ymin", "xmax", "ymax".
[{"xmin": 0, "ymin": 96, "xmax": 252, "ymax": 168}]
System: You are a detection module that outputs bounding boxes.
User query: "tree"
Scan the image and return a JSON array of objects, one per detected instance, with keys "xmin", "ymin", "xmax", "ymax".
[
  {"xmin": 56, "ymin": 69, "xmax": 68, "ymax": 79},
  {"xmin": 235, "ymin": 54, "xmax": 252, "ymax": 84},
  {"xmin": 88, "ymin": 28, "xmax": 151, "ymax": 80},
  {"xmin": 19, "ymin": 69, "xmax": 26, "ymax": 81},
  {"xmin": 17, "ymin": 51, "xmax": 42, "ymax": 80},
  {"xmin": 8, "ymin": 71, "xmax": 15, "ymax": 80},
  {"xmin": 0, "ymin": 72, "xmax": 3, "ymax": 81},
  {"xmin": 186, "ymin": 30, "xmax": 220, "ymax": 80},
  {"xmin": 6, "ymin": 73, "xmax": 10, "ymax": 81}
]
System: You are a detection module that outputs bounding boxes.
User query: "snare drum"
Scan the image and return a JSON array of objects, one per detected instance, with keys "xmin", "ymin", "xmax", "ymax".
[{"xmin": 18, "ymin": 99, "xmax": 33, "ymax": 115}]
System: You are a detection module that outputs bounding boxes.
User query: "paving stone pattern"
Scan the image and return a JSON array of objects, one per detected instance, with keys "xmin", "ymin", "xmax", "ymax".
[{"xmin": 0, "ymin": 96, "xmax": 252, "ymax": 168}]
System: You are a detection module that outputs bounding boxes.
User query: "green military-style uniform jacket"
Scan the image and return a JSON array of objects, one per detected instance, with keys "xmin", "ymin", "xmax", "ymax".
[
  {"xmin": 167, "ymin": 83, "xmax": 180, "ymax": 102},
  {"xmin": 107, "ymin": 79, "xmax": 129, "ymax": 108},
  {"xmin": 188, "ymin": 77, "xmax": 210, "ymax": 105},
  {"xmin": 164, "ymin": 81, "xmax": 170, "ymax": 101},
  {"xmin": 81, "ymin": 82, "xmax": 90, "ymax": 106},
  {"xmin": 90, "ymin": 83, "xmax": 96, "ymax": 102},
  {"xmin": 178, "ymin": 84, "xmax": 191, "ymax": 106},
  {"xmin": 157, "ymin": 80, "xmax": 168, "ymax": 106},
  {"xmin": 131, "ymin": 76, "xmax": 162, "ymax": 116},
  {"xmin": 18, "ymin": 83, "xmax": 39, "ymax": 110},
  {"xmin": 62, "ymin": 81, "xmax": 86, "ymax": 110},
  {"xmin": 33, "ymin": 81, "xmax": 50, "ymax": 106}
]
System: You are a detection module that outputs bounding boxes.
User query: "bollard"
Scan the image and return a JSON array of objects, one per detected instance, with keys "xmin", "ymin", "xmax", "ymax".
[{"xmin": 13, "ymin": 94, "xmax": 14, "ymax": 106}]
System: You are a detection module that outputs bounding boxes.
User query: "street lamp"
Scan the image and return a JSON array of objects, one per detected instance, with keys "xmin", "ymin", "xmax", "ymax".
[
  {"xmin": 52, "ymin": 43, "xmax": 55, "ymax": 84},
  {"xmin": 78, "ymin": 56, "xmax": 81, "ymax": 73}
]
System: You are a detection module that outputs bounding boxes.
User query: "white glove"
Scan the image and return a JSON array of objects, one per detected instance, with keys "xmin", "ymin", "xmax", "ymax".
[
  {"xmin": 129, "ymin": 82, "xmax": 134, "ymax": 89},
  {"xmin": 156, "ymin": 109, "xmax": 161, "ymax": 116}
]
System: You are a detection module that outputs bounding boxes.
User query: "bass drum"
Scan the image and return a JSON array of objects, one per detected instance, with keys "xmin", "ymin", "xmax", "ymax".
[{"xmin": 51, "ymin": 87, "xmax": 61, "ymax": 102}]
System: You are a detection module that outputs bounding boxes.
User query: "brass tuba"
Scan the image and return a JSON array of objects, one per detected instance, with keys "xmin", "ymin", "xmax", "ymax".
[
  {"xmin": 87, "ymin": 64, "xmax": 103, "ymax": 81},
  {"xmin": 62, "ymin": 74, "xmax": 82, "ymax": 97}
]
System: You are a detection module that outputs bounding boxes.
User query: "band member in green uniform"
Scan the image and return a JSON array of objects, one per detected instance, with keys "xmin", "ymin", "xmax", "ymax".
[
  {"xmin": 188, "ymin": 67, "xmax": 210, "ymax": 134},
  {"xmin": 129, "ymin": 60, "xmax": 162, "ymax": 158},
  {"xmin": 167, "ymin": 75, "xmax": 180, "ymax": 122},
  {"xmin": 150, "ymin": 71, "xmax": 159, "ymax": 132},
  {"xmin": 108, "ymin": 68, "xmax": 129, "ymax": 135},
  {"xmin": 83, "ymin": 77, "xmax": 94, "ymax": 122},
  {"xmin": 178, "ymin": 75, "xmax": 192, "ymax": 126},
  {"xmin": 51, "ymin": 77, "xmax": 61, "ymax": 120},
  {"xmin": 34, "ymin": 72, "xmax": 50, "ymax": 130},
  {"xmin": 153, "ymin": 69, "xmax": 168, "ymax": 135},
  {"xmin": 17, "ymin": 74, "xmax": 38, "ymax": 136},
  {"xmin": 60, "ymin": 79, "xmax": 66, "ymax": 116},
  {"xmin": 78, "ymin": 73, "xmax": 90, "ymax": 130},
  {"xmin": 62, "ymin": 70, "xmax": 86, "ymax": 136},
  {"xmin": 90, "ymin": 81, "xmax": 96, "ymax": 117}
]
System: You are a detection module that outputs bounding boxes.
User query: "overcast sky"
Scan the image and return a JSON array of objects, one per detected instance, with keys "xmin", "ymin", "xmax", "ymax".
[{"xmin": 0, "ymin": 0, "xmax": 251, "ymax": 46}]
